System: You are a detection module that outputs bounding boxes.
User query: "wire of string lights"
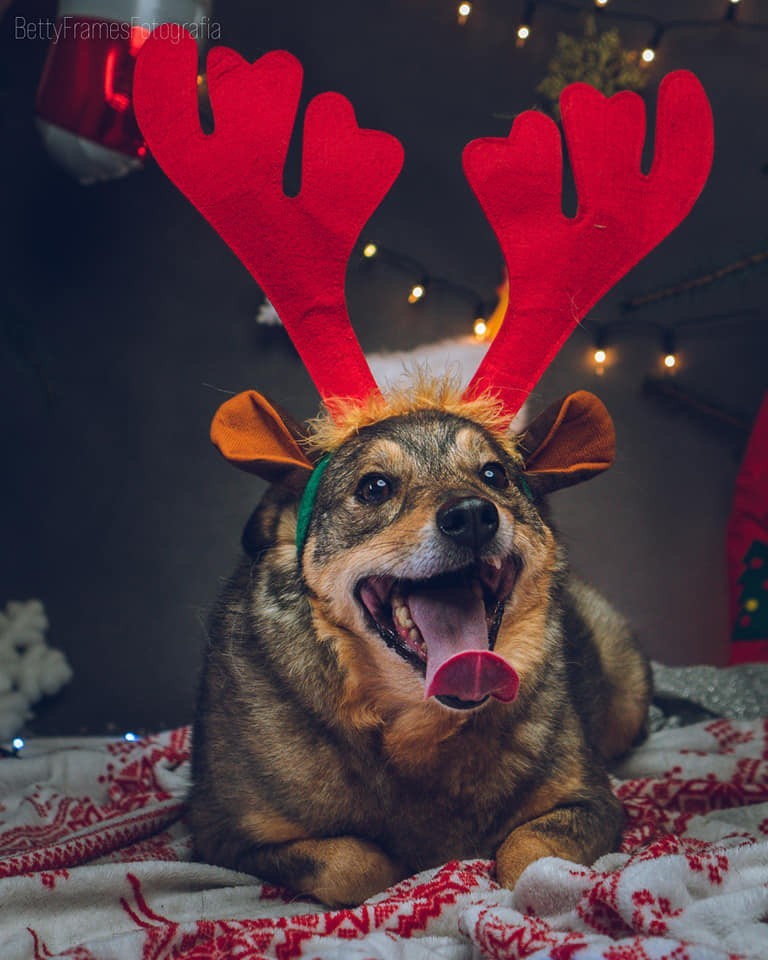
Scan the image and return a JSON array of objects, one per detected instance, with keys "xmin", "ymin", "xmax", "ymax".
[{"xmin": 456, "ymin": 0, "xmax": 767, "ymax": 62}]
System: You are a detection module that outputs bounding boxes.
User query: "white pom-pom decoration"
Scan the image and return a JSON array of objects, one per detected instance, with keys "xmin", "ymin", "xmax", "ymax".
[{"xmin": 0, "ymin": 600, "xmax": 73, "ymax": 739}]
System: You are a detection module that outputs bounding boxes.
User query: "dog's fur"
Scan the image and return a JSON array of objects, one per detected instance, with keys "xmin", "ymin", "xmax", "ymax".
[{"xmin": 189, "ymin": 391, "xmax": 651, "ymax": 907}]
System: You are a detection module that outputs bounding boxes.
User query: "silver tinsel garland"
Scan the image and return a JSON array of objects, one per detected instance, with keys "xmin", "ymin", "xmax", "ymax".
[{"xmin": 649, "ymin": 661, "xmax": 767, "ymax": 731}]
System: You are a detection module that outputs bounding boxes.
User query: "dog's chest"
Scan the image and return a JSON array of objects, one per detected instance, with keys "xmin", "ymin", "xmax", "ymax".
[{"xmin": 338, "ymin": 727, "xmax": 532, "ymax": 869}]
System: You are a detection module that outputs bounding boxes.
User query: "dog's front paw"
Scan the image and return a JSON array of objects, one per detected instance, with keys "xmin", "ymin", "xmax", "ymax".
[
  {"xmin": 298, "ymin": 836, "xmax": 403, "ymax": 907},
  {"xmin": 496, "ymin": 794, "xmax": 622, "ymax": 889},
  {"xmin": 495, "ymin": 828, "xmax": 578, "ymax": 889}
]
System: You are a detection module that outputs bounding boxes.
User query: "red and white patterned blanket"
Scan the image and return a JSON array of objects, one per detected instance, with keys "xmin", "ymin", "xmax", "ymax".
[{"xmin": 1, "ymin": 719, "xmax": 766, "ymax": 960}]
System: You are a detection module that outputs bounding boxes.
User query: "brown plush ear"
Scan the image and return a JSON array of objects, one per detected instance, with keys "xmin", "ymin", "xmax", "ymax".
[
  {"xmin": 517, "ymin": 391, "xmax": 615, "ymax": 494},
  {"xmin": 210, "ymin": 390, "xmax": 314, "ymax": 485}
]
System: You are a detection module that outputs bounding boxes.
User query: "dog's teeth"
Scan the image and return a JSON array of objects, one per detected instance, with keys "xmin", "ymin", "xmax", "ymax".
[
  {"xmin": 488, "ymin": 557, "xmax": 502, "ymax": 570},
  {"xmin": 409, "ymin": 628, "xmax": 422, "ymax": 645},
  {"xmin": 394, "ymin": 603, "xmax": 414, "ymax": 629}
]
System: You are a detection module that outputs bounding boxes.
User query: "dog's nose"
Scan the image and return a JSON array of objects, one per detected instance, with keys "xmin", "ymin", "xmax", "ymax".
[{"xmin": 437, "ymin": 496, "xmax": 499, "ymax": 550}]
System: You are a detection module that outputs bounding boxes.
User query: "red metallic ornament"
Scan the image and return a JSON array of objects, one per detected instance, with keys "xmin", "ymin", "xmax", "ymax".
[{"xmin": 35, "ymin": 0, "xmax": 214, "ymax": 184}]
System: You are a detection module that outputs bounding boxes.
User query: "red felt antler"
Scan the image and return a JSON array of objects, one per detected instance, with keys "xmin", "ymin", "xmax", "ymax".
[
  {"xmin": 462, "ymin": 71, "xmax": 713, "ymax": 418},
  {"xmin": 132, "ymin": 28, "xmax": 404, "ymax": 416}
]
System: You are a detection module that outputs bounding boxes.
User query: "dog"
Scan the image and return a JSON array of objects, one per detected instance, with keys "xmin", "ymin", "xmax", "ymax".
[
  {"xmin": 127, "ymin": 45, "xmax": 714, "ymax": 906},
  {"xmin": 129, "ymin": 33, "xmax": 712, "ymax": 909},
  {"xmin": 187, "ymin": 380, "xmax": 651, "ymax": 907}
]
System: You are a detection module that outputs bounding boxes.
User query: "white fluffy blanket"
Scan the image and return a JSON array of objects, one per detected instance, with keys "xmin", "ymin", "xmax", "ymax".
[{"xmin": 1, "ymin": 719, "xmax": 766, "ymax": 960}]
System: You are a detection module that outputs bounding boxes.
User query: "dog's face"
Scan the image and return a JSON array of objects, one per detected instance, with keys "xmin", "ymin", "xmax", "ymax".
[
  {"xmin": 301, "ymin": 409, "xmax": 556, "ymax": 712},
  {"xmin": 210, "ymin": 386, "xmax": 615, "ymax": 736}
]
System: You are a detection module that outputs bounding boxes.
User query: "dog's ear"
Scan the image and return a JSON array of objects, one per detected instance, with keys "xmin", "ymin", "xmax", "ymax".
[
  {"xmin": 517, "ymin": 391, "xmax": 615, "ymax": 494},
  {"xmin": 211, "ymin": 390, "xmax": 314, "ymax": 488}
]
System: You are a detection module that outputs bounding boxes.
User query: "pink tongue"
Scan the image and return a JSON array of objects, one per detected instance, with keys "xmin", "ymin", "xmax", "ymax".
[{"xmin": 408, "ymin": 583, "xmax": 519, "ymax": 704}]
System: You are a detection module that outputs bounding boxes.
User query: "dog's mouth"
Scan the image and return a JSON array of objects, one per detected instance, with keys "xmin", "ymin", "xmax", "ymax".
[{"xmin": 356, "ymin": 558, "xmax": 520, "ymax": 710}]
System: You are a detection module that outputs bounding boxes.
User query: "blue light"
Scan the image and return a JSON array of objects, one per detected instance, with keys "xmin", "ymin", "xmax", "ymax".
[
  {"xmin": 12, "ymin": 737, "xmax": 24, "ymax": 751},
  {"xmin": 123, "ymin": 732, "xmax": 139, "ymax": 742}
]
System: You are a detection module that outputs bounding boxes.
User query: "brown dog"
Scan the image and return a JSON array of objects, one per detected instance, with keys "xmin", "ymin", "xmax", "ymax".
[
  {"xmin": 130, "ymin": 36, "xmax": 713, "ymax": 909},
  {"xmin": 188, "ymin": 382, "xmax": 651, "ymax": 907}
]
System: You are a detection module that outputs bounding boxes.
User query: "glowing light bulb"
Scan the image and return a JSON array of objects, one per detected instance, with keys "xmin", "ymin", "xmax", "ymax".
[
  {"xmin": 474, "ymin": 318, "xmax": 488, "ymax": 338},
  {"xmin": 595, "ymin": 0, "xmax": 609, "ymax": 5},
  {"xmin": 457, "ymin": 1, "xmax": 472, "ymax": 23},
  {"xmin": 663, "ymin": 353, "xmax": 677, "ymax": 369},
  {"xmin": 362, "ymin": 242, "xmax": 378, "ymax": 259},
  {"xmin": 641, "ymin": 47, "xmax": 656, "ymax": 63},
  {"xmin": 12, "ymin": 737, "xmax": 24, "ymax": 751},
  {"xmin": 517, "ymin": 24, "xmax": 530, "ymax": 41},
  {"xmin": 408, "ymin": 284, "xmax": 425, "ymax": 304},
  {"xmin": 123, "ymin": 731, "xmax": 139, "ymax": 742},
  {"xmin": 592, "ymin": 344, "xmax": 607, "ymax": 376}
]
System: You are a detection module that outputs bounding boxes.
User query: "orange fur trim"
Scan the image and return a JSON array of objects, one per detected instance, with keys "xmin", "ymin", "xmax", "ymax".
[{"xmin": 306, "ymin": 370, "xmax": 523, "ymax": 461}]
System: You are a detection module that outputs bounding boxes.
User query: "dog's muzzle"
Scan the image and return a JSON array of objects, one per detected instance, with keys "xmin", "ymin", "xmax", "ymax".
[{"xmin": 357, "ymin": 496, "xmax": 521, "ymax": 710}]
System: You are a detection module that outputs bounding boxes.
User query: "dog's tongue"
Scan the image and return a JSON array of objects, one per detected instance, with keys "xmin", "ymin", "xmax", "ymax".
[{"xmin": 407, "ymin": 582, "xmax": 519, "ymax": 704}]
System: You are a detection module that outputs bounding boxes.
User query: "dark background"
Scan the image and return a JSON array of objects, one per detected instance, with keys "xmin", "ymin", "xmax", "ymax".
[{"xmin": 1, "ymin": 0, "xmax": 765, "ymax": 735}]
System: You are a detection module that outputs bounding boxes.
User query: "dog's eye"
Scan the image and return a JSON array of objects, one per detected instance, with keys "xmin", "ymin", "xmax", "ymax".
[
  {"xmin": 479, "ymin": 461, "xmax": 508, "ymax": 490},
  {"xmin": 356, "ymin": 474, "xmax": 393, "ymax": 505}
]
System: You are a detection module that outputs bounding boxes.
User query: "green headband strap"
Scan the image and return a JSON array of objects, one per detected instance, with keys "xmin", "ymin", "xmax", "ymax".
[
  {"xmin": 518, "ymin": 475, "xmax": 534, "ymax": 502},
  {"xmin": 295, "ymin": 453, "xmax": 332, "ymax": 555}
]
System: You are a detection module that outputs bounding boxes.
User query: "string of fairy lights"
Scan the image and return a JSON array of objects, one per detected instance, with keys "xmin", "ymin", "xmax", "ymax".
[
  {"xmin": 359, "ymin": 240, "xmax": 489, "ymax": 320},
  {"xmin": 1, "ymin": 730, "xmax": 140, "ymax": 756},
  {"xmin": 576, "ymin": 307, "xmax": 760, "ymax": 376},
  {"xmin": 355, "ymin": 238, "xmax": 764, "ymax": 377},
  {"xmin": 455, "ymin": 0, "xmax": 768, "ymax": 62}
]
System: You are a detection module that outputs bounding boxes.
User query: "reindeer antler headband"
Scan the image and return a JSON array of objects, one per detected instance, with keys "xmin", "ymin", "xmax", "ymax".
[{"xmin": 133, "ymin": 27, "xmax": 713, "ymax": 426}]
